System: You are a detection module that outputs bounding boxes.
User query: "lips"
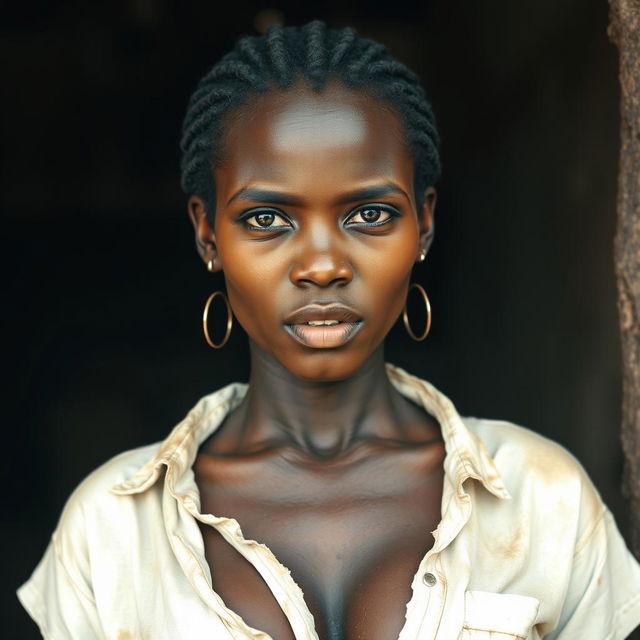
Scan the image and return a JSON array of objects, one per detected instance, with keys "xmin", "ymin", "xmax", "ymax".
[{"xmin": 283, "ymin": 303, "xmax": 364, "ymax": 348}]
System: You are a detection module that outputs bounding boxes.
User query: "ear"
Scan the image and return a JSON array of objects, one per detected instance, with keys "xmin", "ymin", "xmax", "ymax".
[
  {"xmin": 187, "ymin": 196, "xmax": 222, "ymax": 272},
  {"xmin": 416, "ymin": 186, "xmax": 437, "ymax": 263}
]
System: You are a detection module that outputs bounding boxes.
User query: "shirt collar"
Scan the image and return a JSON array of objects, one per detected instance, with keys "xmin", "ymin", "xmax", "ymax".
[
  {"xmin": 385, "ymin": 363, "xmax": 510, "ymax": 500},
  {"xmin": 111, "ymin": 363, "xmax": 510, "ymax": 500}
]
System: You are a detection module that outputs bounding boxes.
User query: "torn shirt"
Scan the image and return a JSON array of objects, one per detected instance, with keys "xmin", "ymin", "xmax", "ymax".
[{"xmin": 17, "ymin": 364, "xmax": 640, "ymax": 639}]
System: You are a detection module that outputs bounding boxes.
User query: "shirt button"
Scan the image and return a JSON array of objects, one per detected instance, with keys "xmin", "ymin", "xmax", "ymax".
[{"xmin": 422, "ymin": 572, "xmax": 437, "ymax": 587}]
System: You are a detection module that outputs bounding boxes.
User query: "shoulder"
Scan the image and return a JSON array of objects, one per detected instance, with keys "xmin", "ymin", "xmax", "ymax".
[
  {"xmin": 67, "ymin": 442, "xmax": 162, "ymax": 504},
  {"xmin": 464, "ymin": 416, "xmax": 594, "ymax": 489},
  {"xmin": 463, "ymin": 417, "xmax": 606, "ymax": 543},
  {"xmin": 53, "ymin": 381, "xmax": 249, "ymax": 530},
  {"xmin": 17, "ymin": 442, "xmax": 166, "ymax": 636},
  {"xmin": 54, "ymin": 442, "xmax": 163, "ymax": 541}
]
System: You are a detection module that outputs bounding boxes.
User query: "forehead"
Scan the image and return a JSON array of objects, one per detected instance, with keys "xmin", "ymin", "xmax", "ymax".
[{"xmin": 215, "ymin": 81, "xmax": 414, "ymax": 194}]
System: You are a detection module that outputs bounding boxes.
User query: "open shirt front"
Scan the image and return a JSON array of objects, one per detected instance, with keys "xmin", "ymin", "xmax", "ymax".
[{"xmin": 17, "ymin": 364, "xmax": 640, "ymax": 639}]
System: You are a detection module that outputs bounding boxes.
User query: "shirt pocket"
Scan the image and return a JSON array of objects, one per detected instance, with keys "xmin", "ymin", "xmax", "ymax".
[{"xmin": 458, "ymin": 590, "xmax": 540, "ymax": 640}]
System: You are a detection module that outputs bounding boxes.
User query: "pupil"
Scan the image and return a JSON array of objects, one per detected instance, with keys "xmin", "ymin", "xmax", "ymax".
[
  {"xmin": 361, "ymin": 208, "xmax": 381, "ymax": 223},
  {"xmin": 256, "ymin": 212, "xmax": 275, "ymax": 227}
]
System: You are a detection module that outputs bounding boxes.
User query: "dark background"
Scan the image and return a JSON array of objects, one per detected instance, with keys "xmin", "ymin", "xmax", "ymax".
[{"xmin": 3, "ymin": 0, "xmax": 626, "ymax": 637}]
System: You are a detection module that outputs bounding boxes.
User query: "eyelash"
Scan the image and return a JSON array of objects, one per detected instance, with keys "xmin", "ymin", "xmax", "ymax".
[{"xmin": 239, "ymin": 204, "xmax": 401, "ymax": 233}]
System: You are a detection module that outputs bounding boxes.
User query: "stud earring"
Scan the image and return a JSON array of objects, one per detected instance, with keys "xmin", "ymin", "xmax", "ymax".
[
  {"xmin": 418, "ymin": 249, "xmax": 427, "ymax": 263},
  {"xmin": 207, "ymin": 259, "xmax": 215, "ymax": 272}
]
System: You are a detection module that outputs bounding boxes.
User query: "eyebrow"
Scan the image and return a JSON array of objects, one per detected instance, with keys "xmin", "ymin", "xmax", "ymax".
[
  {"xmin": 225, "ymin": 181, "xmax": 410, "ymax": 207},
  {"xmin": 226, "ymin": 187, "xmax": 302, "ymax": 207},
  {"xmin": 334, "ymin": 183, "xmax": 410, "ymax": 205}
]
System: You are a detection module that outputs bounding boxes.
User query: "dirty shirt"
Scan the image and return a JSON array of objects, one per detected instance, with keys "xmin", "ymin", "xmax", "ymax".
[{"xmin": 17, "ymin": 364, "xmax": 640, "ymax": 639}]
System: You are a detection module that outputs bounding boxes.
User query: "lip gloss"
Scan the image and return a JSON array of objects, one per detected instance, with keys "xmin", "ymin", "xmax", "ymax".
[{"xmin": 285, "ymin": 321, "xmax": 364, "ymax": 348}]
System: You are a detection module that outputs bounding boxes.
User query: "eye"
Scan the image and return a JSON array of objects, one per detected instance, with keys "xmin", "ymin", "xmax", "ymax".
[
  {"xmin": 345, "ymin": 205, "xmax": 399, "ymax": 227},
  {"xmin": 242, "ymin": 209, "xmax": 292, "ymax": 231}
]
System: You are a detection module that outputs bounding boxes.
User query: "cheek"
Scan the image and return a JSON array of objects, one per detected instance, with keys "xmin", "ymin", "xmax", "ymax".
[
  {"xmin": 361, "ymin": 228, "xmax": 419, "ymax": 330},
  {"xmin": 375, "ymin": 224, "xmax": 419, "ymax": 284},
  {"xmin": 223, "ymin": 262, "xmax": 269, "ymax": 312},
  {"xmin": 373, "ymin": 257, "xmax": 414, "ymax": 326},
  {"xmin": 216, "ymin": 236, "xmax": 286, "ymax": 333}
]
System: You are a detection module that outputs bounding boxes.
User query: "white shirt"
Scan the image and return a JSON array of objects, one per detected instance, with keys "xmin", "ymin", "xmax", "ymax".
[{"xmin": 17, "ymin": 364, "xmax": 640, "ymax": 639}]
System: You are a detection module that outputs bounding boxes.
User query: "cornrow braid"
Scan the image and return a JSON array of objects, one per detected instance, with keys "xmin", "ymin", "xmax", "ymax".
[{"xmin": 180, "ymin": 20, "xmax": 441, "ymax": 222}]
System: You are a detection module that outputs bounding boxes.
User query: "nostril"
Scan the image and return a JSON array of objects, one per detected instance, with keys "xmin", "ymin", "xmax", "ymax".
[{"xmin": 290, "ymin": 255, "xmax": 354, "ymax": 287}]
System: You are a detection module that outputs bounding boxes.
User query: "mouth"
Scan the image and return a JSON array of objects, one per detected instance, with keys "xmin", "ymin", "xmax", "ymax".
[{"xmin": 283, "ymin": 303, "xmax": 364, "ymax": 349}]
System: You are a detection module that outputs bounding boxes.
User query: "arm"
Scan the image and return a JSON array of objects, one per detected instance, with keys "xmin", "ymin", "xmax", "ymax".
[
  {"xmin": 17, "ymin": 496, "xmax": 103, "ymax": 639},
  {"xmin": 544, "ymin": 508, "xmax": 640, "ymax": 640}
]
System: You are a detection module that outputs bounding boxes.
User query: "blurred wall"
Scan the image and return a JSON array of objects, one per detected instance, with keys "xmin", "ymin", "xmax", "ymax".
[{"xmin": 3, "ymin": 1, "xmax": 623, "ymax": 636}]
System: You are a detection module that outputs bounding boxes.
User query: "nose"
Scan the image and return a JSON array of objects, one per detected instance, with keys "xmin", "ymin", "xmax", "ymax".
[{"xmin": 289, "ymin": 228, "xmax": 354, "ymax": 288}]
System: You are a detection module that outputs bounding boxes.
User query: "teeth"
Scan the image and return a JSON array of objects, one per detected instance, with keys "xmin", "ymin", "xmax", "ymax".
[{"xmin": 307, "ymin": 320, "xmax": 340, "ymax": 326}]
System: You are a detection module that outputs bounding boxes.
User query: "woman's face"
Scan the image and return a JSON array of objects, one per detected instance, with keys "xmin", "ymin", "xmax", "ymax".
[{"xmin": 189, "ymin": 81, "xmax": 435, "ymax": 381}]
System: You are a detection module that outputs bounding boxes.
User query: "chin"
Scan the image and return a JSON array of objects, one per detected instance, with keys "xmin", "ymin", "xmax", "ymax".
[{"xmin": 278, "ymin": 349, "xmax": 370, "ymax": 383}]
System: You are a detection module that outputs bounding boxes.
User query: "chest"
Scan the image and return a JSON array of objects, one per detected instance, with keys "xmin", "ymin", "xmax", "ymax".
[{"xmin": 194, "ymin": 445, "xmax": 445, "ymax": 640}]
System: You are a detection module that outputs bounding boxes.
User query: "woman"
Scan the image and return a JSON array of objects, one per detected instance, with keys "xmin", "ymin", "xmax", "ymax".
[{"xmin": 18, "ymin": 21, "xmax": 640, "ymax": 640}]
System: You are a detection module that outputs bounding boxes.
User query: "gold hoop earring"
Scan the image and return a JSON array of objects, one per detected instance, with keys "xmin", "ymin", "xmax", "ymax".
[
  {"xmin": 402, "ymin": 283, "xmax": 432, "ymax": 341},
  {"xmin": 202, "ymin": 291, "xmax": 233, "ymax": 349}
]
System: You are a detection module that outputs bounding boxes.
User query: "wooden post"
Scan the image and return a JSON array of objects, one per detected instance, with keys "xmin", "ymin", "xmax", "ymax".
[{"xmin": 609, "ymin": 0, "xmax": 640, "ymax": 562}]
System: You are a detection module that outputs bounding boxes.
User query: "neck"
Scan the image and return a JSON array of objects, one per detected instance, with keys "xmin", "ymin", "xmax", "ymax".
[{"xmin": 239, "ymin": 343, "xmax": 402, "ymax": 457}]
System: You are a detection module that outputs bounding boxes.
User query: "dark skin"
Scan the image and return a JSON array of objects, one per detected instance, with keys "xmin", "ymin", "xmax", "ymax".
[{"xmin": 188, "ymin": 82, "xmax": 445, "ymax": 640}]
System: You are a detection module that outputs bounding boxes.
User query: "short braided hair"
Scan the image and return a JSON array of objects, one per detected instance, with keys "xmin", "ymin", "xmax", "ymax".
[{"xmin": 180, "ymin": 21, "xmax": 441, "ymax": 221}]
